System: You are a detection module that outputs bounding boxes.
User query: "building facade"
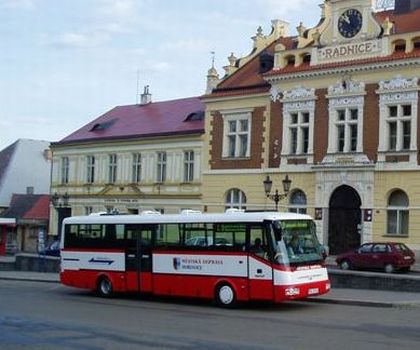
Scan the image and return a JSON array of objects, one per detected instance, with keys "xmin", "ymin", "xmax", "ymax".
[
  {"xmin": 49, "ymin": 94, "xmax": 204, "ymax": 236},
  {"xmin": 202, "ymin": 0, "xmax": 420, "ymax": 254}
]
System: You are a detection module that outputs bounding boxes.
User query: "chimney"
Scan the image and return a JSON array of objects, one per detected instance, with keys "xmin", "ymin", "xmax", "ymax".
[{"xmin": 140, "ymin": 85, "xmax": 152, "ymax": 105}]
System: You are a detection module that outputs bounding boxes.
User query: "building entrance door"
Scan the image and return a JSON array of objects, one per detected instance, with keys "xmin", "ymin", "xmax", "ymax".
[{"xmin": 328, "ymin": 185, "xmax": 361, "ymax": 255}]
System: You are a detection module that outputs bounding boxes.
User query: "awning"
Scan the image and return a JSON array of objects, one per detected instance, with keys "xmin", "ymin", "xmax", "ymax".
[{"xmin": 0, "ymin": 218, "xmax": 16, "ymax": 226}]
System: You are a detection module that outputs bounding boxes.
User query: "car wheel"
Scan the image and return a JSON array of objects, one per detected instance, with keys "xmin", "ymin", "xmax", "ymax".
[
  {"xmin": 97, "ymin": 277, "xmax": 113, "ymax": 298},
  {"xmin": 384, "ymin": 264, "xmax": 395, "ymax": 274},
  {"xmin": 339, "ymin": 260, "xmax": 351, "ymax": 270},
  {"xmin": 215, "ymin": 284, "xmax": 236, "ymax": 308}
]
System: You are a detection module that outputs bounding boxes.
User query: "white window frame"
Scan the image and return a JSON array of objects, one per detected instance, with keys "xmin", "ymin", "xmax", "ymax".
[
  {"xmin": 108, "ymin": 154, "xmax": 117, "ymax": 184},
  {"xmin": 183, "ymin": 151, "xmax": 194, "ymax": 183},
  {"xmin": 288, "ymin": 189, "xmax": 307, "ymax": 214},
  {"xmin": 285, "ymin": 111, "xmax": 311, "ymax": 155},
  {"xmin": 281, "ymin": 86, "xmax": 316, "ymax": 165},
  {"xmin": 86, "ymin": 155, "xmax": 95, "ymax": 184},
  {"xmin": 222, "ymin": 110, "xmax": 252, "ymax": 159},
  {"xmin": 156, "ymin": 151, "xmax": 166, "ymax": 183},
  {"xmin": 330, "ymin": 107, "xmax": 362, "ymax": 153},
  {"xmin": 377, "ymin": 77, "xmax": 418, "ymax": 164},
  {"xmin": 387, "ymin": 190, "xmax": 409, "ymax": 236},
  {"xmin": 61, "ymin": 157, "xmax": 69, "ymax": 185},
  {"xmin": 132, "ymin": 153, "xmax": 142, "ymax": 183},
  {"xmin": 225, "ymin": 188, "xmax": 247, "ymax": 210}
]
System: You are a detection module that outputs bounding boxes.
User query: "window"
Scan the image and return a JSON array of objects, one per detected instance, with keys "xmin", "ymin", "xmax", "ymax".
[
  {"xmin": 132, "ymin": 153, "xmax": 142, "ymax": 183},
  {"xmin": 223, "ymin": 113, "xmax": 251, "ymax": 158},
  {"xmin": 61, "ymin": 157, "xmax": 69, "ymax": 184},
  {"xmin": 108, "ymin": 154, "xmax": 117, "ymax": 183},
  {"xmin": 289, "ymin": 190, "xmax": 307, "ymax": 214},
  {"xmin": 386, "ymin": 105, "xmax": 413, "ymax": 151},
  {"xmin": 334, "ymin": 108, "xmax": 359, "ymax": 153},
  {"xmin": 85, "ymin": 206, "xmax": 93, "ymax": 215},
  {"xmin": 184, "ymin": 151, "xmax": 194, "ymax": 182},
  {"xmin": 156, "ymin": 152, "xmax": 166, "ymax": 183},
  {"xmin": 288, "ymin": 112, "xmax": 310, "ymax": 155},
  {"xmin": 387, "ymin": 190, "xmax": 409, "ymax": 236},
  {"xmin": 86, "ymin": 156, "xmax": 95, "ymax": 184},
  {"xmin": 225, "ymin": 189, "xmax": 247, "ymax": 210}
]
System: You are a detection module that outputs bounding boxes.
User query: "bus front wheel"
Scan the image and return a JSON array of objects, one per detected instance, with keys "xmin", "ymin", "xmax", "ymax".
[
  {"xmin": 215, "ymin": 283, "xmax": 236, "ymax": 308},
  {"xmin": 97, "ymin": 277, "xmax": 113, "ymax": 298}
]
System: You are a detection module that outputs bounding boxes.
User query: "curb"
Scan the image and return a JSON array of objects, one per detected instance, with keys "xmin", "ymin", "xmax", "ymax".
[{"xmin": 0, "ymin": 276, "xmax": 59, "ymax": 284}]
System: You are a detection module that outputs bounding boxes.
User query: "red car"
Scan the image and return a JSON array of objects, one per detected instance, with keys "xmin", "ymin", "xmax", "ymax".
[{"xmin": 336, "ymin": 242, "xmax": 415, "ymax": 273}]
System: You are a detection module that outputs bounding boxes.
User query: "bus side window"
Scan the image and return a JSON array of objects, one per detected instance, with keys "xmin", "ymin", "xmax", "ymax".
[
  {"xmin": 248, "ymin": 225, "xmax": 268, "ymax": 259},
  {"xmin": 155, "ymin": 224, "xmax": 181, "ymax": 248}
]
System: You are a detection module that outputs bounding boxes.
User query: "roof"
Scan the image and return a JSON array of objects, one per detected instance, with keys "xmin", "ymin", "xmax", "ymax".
[
  {"xmin": 0, "ymin": 141, "xmax": 18, "ymax": 189},
  {"xmin": 63, "ymin": 211, "xmax": 313, "ymax": 225},
  {"xmin": 1, "ymin": 194, "xmax": 50, "ymax": 221},
  {"xmin": 0, "ymin": 139, "xmax": 51, "ymax": 208},
  {"xmin": 56, "ymin": 97, "xmax": 205, "ymax": 145},
  {"xmin": 205, "ymin": 8, "xmax": 420, "ymax": 99},
  {"xmin": 264, "ymin": 48, "xmax": 420, "ymax": 77},
  {"xmin": 374, "ymin": 8, "xmax": 420, "ymax": 34}
]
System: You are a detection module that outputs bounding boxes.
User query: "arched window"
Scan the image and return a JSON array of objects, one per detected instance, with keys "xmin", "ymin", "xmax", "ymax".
[
  {"xmin": 289, "ymin": 190, "xmax": 307, "ymax": 214},
  {"xmin": 225, "ymin": 189, "xmax": 247, "ymax": 210},
  {"xmin": 387, "ymin": 190, "xmax": 409, "ymax": 236}
]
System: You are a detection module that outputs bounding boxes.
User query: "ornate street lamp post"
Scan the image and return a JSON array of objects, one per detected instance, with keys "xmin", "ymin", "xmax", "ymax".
[{"xmin": 263, "ymin": 175, "xmax": 292, "ymax": 211}]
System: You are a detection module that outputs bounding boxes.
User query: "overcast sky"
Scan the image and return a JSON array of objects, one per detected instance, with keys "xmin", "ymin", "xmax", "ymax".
[{"xmin": 0, "ymin": 0, "xmax": 351, "ymax": 150}]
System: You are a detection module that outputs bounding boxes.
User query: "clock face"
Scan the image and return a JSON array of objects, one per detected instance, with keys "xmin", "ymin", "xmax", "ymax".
[{"xmin": 338, "ymin": 9, "xmax": 363, "ymax": 38}]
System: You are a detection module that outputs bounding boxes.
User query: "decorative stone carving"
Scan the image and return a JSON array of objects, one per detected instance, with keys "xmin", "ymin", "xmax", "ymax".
[
  {"xmin": 378, "ymin": 76, "xmax": 418, "ymax": 92},
  {"xmin": 329, "ymin": 96, "xmax": 365, "ymax": 108},
  {"xmin": 379, "ymin": 92, "xmax": 418, "ymax": 104},
  {"xmin": 328, "ymin": 79, "xmax": 365, "ymax": 96},
  {"xmin": 270, "ymin": 86, "xmax": 281, "ymax": 102},
  {"xmin": 283, "ymin": 101, "xmax": 315, "ymax": 113},
  {"xmin": 283, "ymin": 86, "xmax": 316, "ymax": 101}
]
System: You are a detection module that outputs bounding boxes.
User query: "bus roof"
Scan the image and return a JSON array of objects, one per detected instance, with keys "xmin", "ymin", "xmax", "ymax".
[{"xmin": 62, "ymin": 211, "xmax": 313, "ymax": 225}]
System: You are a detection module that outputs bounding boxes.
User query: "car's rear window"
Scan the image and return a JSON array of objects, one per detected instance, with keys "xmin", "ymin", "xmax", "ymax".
[{"xmin": 394, "ymin": 243, "xmax": 409, "ymax": 252}]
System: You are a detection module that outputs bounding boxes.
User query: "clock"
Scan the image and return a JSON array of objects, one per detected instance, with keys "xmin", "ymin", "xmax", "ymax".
[{"xmin": 338, "ymin": 9, "xmax": 363, "ymax": 38}]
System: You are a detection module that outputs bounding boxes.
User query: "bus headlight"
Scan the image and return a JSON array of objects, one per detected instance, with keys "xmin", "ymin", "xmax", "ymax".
[{"xmin": 285, "ymin": 287, "xmax": 300, "ymax": 296}]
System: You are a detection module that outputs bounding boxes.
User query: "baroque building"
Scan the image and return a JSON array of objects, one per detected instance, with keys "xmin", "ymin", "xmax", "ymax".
[
  {"xmin": 202, "ymin": 0, "xmax": 420, "ymax": 254},
  {"xmin": 49, "ymin": 90, "xmax": 204, "ymax": 236}
]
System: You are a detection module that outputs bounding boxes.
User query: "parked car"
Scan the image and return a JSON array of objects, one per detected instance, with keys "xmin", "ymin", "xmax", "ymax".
[
  {"xmin": 336, "ymin": 242, "xmax": 415, "ymax": 273},
  {"xmin": 44, "ymin": 240, "xmax": 60, "ymax": 257}
]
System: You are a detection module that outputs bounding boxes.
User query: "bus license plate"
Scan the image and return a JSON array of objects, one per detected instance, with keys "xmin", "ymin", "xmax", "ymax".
[{"xmin": 308, "ymin": 288, "xmax": 319, "ymax": 295}]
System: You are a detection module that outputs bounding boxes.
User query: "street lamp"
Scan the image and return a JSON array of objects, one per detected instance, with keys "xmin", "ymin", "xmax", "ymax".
[{"xmin": 263, "ymin": 175, "xmax": 292, "ymax": 211}]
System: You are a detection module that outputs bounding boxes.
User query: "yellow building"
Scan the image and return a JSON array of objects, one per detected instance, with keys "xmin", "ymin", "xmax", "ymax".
[
  {"xmin": 202, "ymin": 0, "xmax": 420, "ymax": 255},
  {"xmin": 49, "ymin": 90, "xmax": 204, "ymax": 236}
]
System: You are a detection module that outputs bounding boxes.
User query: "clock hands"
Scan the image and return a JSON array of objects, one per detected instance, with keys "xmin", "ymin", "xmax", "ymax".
[{"xmin": 340, "ymin": 13, "xmax": 351, "ymax": 25}]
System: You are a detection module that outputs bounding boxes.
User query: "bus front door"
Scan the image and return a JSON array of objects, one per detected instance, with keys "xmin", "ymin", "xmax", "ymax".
[
  {"xmin": 248, "ymin": 227, "xmax": 274, "ymax": 300},
  {"xmin": 126, "ymin": 225, "xmax": 154, "ymax": 293}
]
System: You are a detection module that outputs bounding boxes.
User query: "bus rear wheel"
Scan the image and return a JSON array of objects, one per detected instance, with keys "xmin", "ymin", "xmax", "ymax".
[
  {"xmin": 215, "ymin": 284, "xmax": 236, "ymax": 308},
  {"xmin": 97, "ymin": 277, "xmax": 113, "ymax": 298}
]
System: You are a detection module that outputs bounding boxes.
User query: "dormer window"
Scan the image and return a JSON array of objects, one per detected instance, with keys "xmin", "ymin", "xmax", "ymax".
[
  {"xmin": 286, "ymin": 55, "xmax": 295, "ymax": 66},
  {"xmin": 302, "ymin": 54, "xmax": 311, "ymax": 64}
]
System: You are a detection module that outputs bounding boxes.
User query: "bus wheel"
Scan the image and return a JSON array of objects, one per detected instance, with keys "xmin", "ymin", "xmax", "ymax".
[
  {"xmin": 215, "ymin": 284, "xmax": 236, "ymax": 307},
  {"xmin": 97, "ymin": 277, "xmax": 113, "ymax": 298}
]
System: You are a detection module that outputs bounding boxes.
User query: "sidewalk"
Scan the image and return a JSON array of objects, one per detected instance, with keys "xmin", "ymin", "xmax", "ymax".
[{"xmin": 1, "ymin": 270, "xmax": 420, "ymax": 308}]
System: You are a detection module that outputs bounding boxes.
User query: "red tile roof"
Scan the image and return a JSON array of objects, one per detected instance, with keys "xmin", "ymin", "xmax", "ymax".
[
  {"xmin": 374, "ymin": 8, "xmax": 420, "ymax": 34},
  {"xmin": 23, "ymin": 195, "xmax": 50, "ymax": 220},
  {"xmin": 265, "ymin": 48, "xmax": 420, "ymax": 77},
  {"xmin": 57, "ymin": 97, "xmax": 204, "ymax": 144},
  {"xmin": 1, "ymin": 194, "xmax": 50, "ymax": 221},
  {"xmin": 206, "ymin": 8, "xmax": 420, "ymax": 99}
]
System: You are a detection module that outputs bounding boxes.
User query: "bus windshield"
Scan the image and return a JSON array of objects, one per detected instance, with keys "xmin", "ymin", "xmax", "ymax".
[{"xmin": 272, "ymin": 220, "xmax": 324, "ymax": 266}]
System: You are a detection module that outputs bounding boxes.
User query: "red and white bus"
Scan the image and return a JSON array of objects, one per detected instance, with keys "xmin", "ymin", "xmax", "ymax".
[{"xmin": 60, "ymin": 210, "xmax": 330, "ymax": 306}]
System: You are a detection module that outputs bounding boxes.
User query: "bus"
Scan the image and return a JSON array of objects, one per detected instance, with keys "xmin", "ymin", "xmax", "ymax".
[{"xmin": 60, "ymin": 210, "xmax": 330, "ymax": 306}]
